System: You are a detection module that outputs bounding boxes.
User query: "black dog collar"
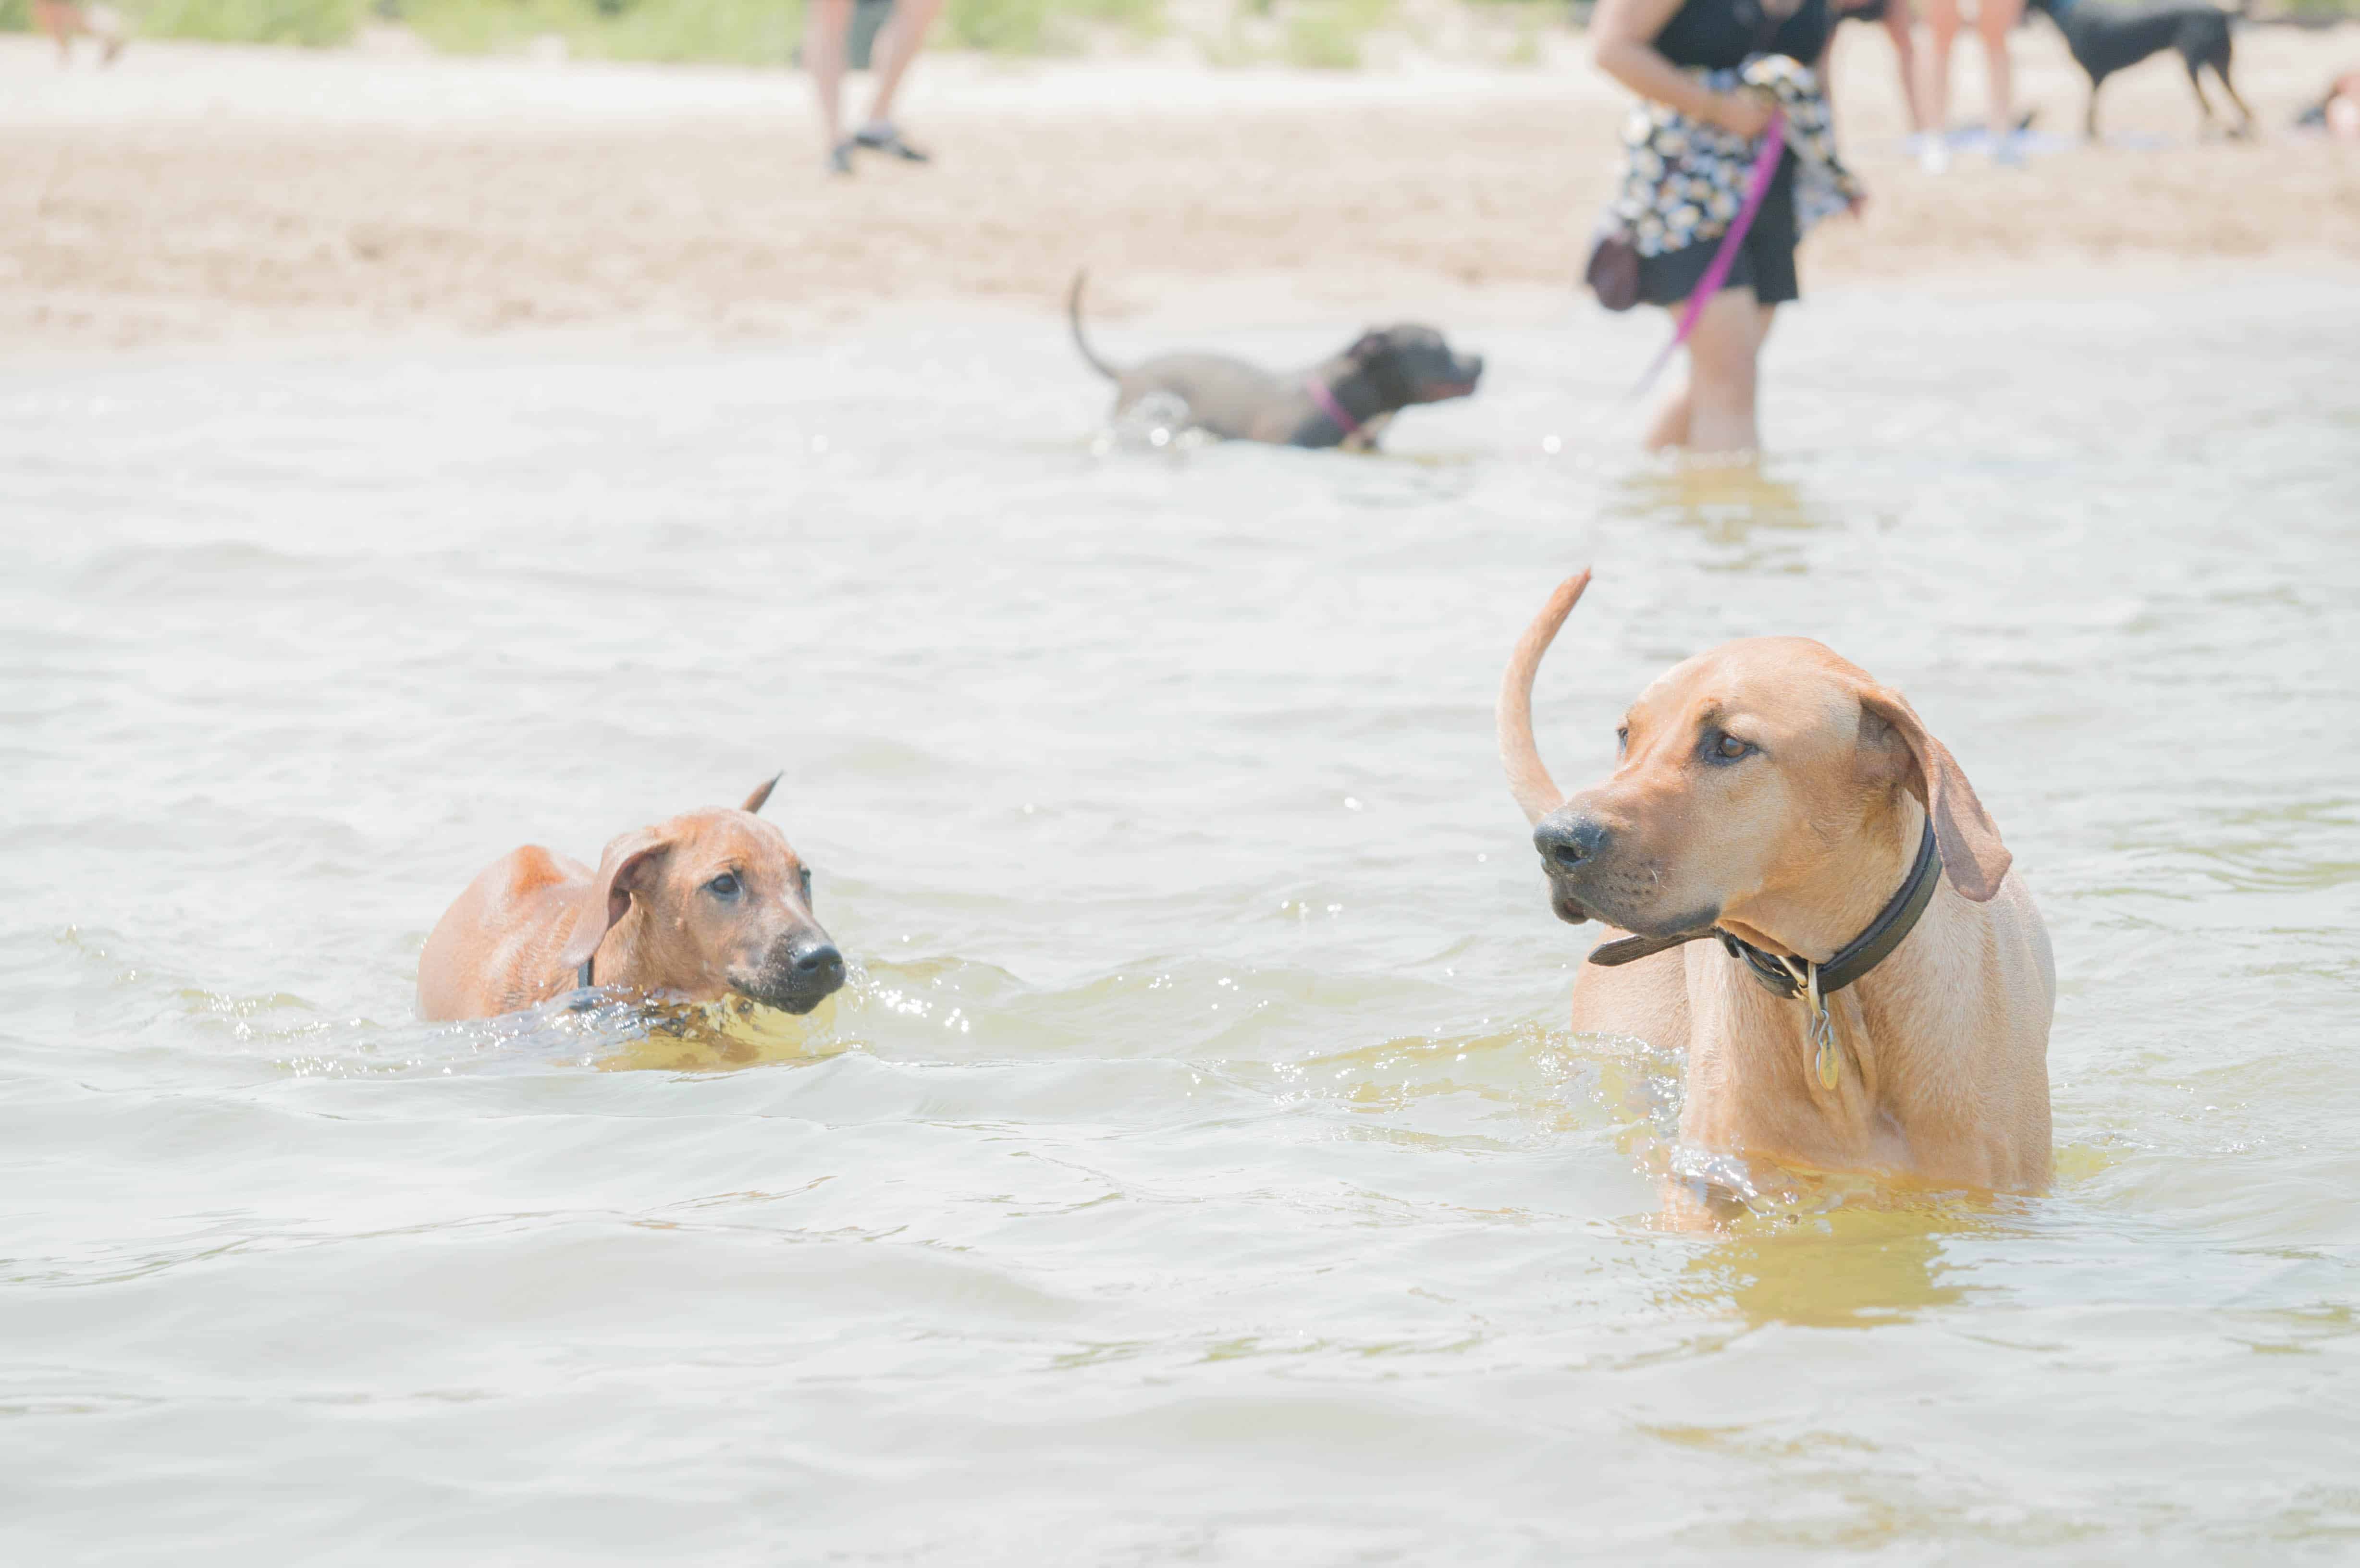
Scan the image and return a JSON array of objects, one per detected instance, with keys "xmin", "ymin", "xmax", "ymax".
[{"xmin": 1586, "ymin": 816, "xmax": 1942, "ymax": 1002}]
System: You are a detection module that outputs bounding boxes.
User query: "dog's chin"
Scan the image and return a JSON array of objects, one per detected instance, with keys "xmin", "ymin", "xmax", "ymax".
[
  {"xmin": 1546, "ymin": 881, "xmax": 1717, "ymax": 941},
  {"xmin": 733, "ymin": 980, "xmax": 839, "ymax": 1016},
  {"xmin": 1419, "ymin": 380, "xmax": 1480, "ymax": 403}
]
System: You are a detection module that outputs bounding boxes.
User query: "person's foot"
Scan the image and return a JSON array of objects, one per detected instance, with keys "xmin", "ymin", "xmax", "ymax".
[
  {"xmin": 852, "ymin": 121, "xmax": 931, "ymax": 163},
  {"xmin": 827, "ymin": 140, "xmax": 856, "ymax": 177},
  {"xmin": 1908, "ymin": 132, "xmax": 1949, "ymax": 174}
]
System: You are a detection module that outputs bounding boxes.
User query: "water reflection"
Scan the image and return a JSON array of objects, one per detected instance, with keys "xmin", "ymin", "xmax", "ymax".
[
  {"xmin": 1681, "ymin": 1200, "xmax": 2016, "ymax": 1330},
  {"xmin": 594, "ymin": 994, "xmax": 850, "ymax": 1073},
  {"xmin": 1609, "ymin": 461, "xmax": 1830, "ymax": 568}
]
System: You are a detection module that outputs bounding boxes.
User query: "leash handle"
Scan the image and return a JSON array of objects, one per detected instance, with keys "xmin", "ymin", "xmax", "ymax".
[{"xmin": 1632, "ymin": 109, "xmax": 1787, "ymax": 402}]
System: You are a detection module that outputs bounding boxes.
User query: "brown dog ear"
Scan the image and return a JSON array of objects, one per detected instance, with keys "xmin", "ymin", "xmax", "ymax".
[
  {"xmin": 1856, "ymin": 686, "xmax": 2012, "ymax": 902},
  {"xmin": 557, "ymin": 829, "xmax": 670, "ymax": 971},
  {"xmin": 742, "ymin": 773, "xmax": 781, "ymax": 815}
]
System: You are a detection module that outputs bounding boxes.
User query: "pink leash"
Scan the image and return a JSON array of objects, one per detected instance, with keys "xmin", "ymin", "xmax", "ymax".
[{"xmin": 1632, "ymin": 109, "xmax": 1786, "ymax": 401}]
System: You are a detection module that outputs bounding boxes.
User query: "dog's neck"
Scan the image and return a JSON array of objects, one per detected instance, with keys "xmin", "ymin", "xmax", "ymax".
[
  {"xmin": 1717, "ymin": 792, "xmax": 1928, "ymax": 966},
  {"xmin": 578, "ymin": 902, "xmax": 659, "ymax": 996},
  {"xmin": 1315, "ymin": 353, "xmax": 1406, "ymax": 430},
  {"xmin": 1685, "ymin": 800, "xmax": 1957, "ymax": 1173}
]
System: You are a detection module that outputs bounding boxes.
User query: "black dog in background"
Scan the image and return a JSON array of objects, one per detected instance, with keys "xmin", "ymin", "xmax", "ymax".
[{"xmin": 2023, "ymin": 0, "xmax": 2251, "ymax": 140}]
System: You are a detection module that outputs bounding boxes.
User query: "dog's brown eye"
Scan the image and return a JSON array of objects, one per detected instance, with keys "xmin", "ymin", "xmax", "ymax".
[
  {"xmin": 799, "ymin": 867, "xmax": 813, "ymax": 905},
  {"xmin": 706, "ymin": 872, "xmax": 741, "ymax": 899},
  {"xmin": 1715, "ymin": 734, "xmax": 1751, "ymax": 760},
  {"xmin": 1615, "ymin": 726, "xmax": 1629, "ymax": 752}
]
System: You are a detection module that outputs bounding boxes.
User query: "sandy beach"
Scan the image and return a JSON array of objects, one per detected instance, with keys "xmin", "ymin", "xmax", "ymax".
[{"xmin": 2, "ymin": 25, "xmax": 2355, "ymax": 351}]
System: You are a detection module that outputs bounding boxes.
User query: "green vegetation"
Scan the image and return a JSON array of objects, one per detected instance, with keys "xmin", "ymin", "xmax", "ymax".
[
  {"xmin": 941, "ymin": 0, "xmax": 1162, "ymax": 55},
  {"xmin": 0, "ymin": 0, "xmax": 1160, "ymax": 59},
  {"xmin": 396, "ymin": 0, "xmax": 799, "ymax": 64},
  {"xmin": 141, "ymin": 0, "xmax": 367, "ymax": 45},
  {"xmin": 0, "ymin": 0, "xmax": 368, "ymax": 45},
  {"xmin": 395, "ymin": 0, "xmax": 1166, "ymax": 61},
  {"xmin": 1282, "ymin": 0, "xmax": 1368, "ymax": 69},
  {"xmin": 9, "ymin": 0, "xmax": 2359, "ymax": 63},
  {"xmin": 0, "ymin": 0, "xmax": 1624, "ymax": 65}
]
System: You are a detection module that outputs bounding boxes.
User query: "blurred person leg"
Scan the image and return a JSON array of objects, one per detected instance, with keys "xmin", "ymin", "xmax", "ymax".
[
  {"xmin": 1882, "ymin": 1, "xmax": 1932, "ymax": 140},
  {"xmin": 32, "ymin": 0, "xmax": 123, "ymax": 64},
  {"xmin": 2334, "ymin": 90, "xmax": 2360, "ymax": 145},
  {"xmin": 806, "ymin": 0, "xmax": 857, "ymax": 174},
  {"xmin": 32, "ymin": 0, "xmax": 77, "ymax": 62},
  {"xmin": 1919, "ymin": 0, "xmax": 1959, "ymax": 168},
  {"xmin": 1835, "ymin": 0, "xmax": 1933, "ymax": 158},
  {"xmin": 852, "ymin": 0, "xmax": 944, "ymax": 163},
  {"xmin": 1974, "ymin": 0, "xmax": 2023, "ymax": 160},
  {"xmin": 1644, "ymin": 293, "xmax": 1773, "ymax": 455}
]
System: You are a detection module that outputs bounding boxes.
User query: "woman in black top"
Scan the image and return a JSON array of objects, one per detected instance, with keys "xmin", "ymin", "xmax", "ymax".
[{"xmin": 1593, "ymin": 0, "xmax": 1847, "ymax": 455}]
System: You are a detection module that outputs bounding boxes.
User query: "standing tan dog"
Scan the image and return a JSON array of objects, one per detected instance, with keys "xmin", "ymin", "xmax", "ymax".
[
  {"xmin": 1498, "ymin": 572, "xmax": 2053, "ymax": 1197},
  {"xmin": 418, "ymin": 777, "xmax": 845, "ymax": 1022}
]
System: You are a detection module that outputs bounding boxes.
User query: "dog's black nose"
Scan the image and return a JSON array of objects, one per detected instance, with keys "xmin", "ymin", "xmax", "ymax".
[
  {"xmin": 1535, "ymin": 816, "xmax": 1609, "ymax": 871},
  {"xmin": 790, "ymin": 940, "xmax": 845, "ymax": 989}
]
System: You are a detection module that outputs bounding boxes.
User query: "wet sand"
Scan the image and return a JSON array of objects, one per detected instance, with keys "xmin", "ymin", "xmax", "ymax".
[{"xmin": 2, "ymin": 26, "xmax": 2355, "ymax": 351}]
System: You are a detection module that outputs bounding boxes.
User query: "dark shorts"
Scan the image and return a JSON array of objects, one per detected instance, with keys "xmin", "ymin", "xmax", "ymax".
[{"xmin": 1634, "ymin": 160, "xmax": 1802, "ymax": 309}]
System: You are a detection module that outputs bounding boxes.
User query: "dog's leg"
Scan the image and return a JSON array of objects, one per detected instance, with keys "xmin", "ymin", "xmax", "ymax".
[
  {"xmin": 2182, "ymin": 50, "xmax": 2219, "ymax": 135},
  {"xmin": 2214, "ymin": 53, "xmax": 2255, "ymax": 139}
]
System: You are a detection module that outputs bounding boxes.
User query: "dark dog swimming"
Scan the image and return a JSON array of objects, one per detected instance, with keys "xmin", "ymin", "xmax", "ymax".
[{"xmin": 1065, "ymin": 271, "xmax": 1483, "ymax": 451}]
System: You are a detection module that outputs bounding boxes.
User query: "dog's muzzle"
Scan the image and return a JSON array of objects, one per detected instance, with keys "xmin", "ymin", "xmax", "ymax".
[
  {"xmin": 1533, "ymin": 814, "xmax": 1607, "ymax": 926},
  {"xmin": 742, "ymin": 935, "xmax": 846, "ymax": 1014},
  {"xmin": 1425, "ymin": 355, "xmax": 1483, "ymax": 401}
]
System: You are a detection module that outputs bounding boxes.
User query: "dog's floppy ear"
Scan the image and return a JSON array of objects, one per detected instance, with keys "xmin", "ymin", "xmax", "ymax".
[
  {"xmin": 1856, "ymin": 686, "xmax": 2011, "ymax": 902},
  {"xmin": 558, "ymin": 828, "xmax": 671, "ymax": 971},
  {"xmin": 1346, "ymin": 328, "xmax": 1390, "ymax": 362},
  {"xmin": 742, "ymin": 773, "xmax": 781, "ymax": 815}
]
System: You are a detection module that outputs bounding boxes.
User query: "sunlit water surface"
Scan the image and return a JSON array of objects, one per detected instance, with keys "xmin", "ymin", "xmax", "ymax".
[{"xmin": 4, "ymin": 281, "xmax": 2357, "ymax": 1563}]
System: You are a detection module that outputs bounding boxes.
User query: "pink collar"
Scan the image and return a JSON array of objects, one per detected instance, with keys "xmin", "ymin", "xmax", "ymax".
[{"xmin": 1304, "ymin": 375, "xmax": 1364, "ymax": 443}]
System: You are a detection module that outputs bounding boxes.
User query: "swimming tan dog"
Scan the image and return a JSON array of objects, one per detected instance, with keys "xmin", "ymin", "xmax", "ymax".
[
  {"xmin": 1497, "ymin": 572, "xmax": 2053, "ymax": 1200},
  {"xmin": 1066, "ymin": 271, "xmax": 1483, "ymax": 451},
  {"xmin": 418, "ymin": 777, "xmax": 845, "ymax": 1022}
]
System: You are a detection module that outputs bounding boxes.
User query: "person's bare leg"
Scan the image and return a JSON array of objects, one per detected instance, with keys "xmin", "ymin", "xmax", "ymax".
[
  {"xmin": 1643, "ymin": 383, "xmax": 1694, "ymax": 452},
  {"xmin": 864, "ymin": 0, "xmax": 942, "ymax": 126},
  {"xmin": 1978, "ymin": 0, "xmax": 2022, "ymax": 152},
  {"xmin": 1920, "ymin": 0, "xmax": 1958, "ymax": 139},
  {"xmin": 1885, "ymin": 3, "xmax": 1930, "ymax": 135},
  {"xmin": 805, "ymin": 0, "xmax": 854, "ymax": 161},
  {"xmin": 91, "ymin": 2, "xmax": 126, "ymax": 63},
  {"xmin": 35, "ymin": 2, "xmax": 82, "ymax": 62},
  {"xmin": 1655, "ymin": 290, "xmax": 1769, "ymax": 456}
]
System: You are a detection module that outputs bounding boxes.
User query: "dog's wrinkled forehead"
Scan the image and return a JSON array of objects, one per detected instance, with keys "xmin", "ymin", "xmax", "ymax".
[
  {"xmin": 656, "ymin": 808, "xmax": 803, "ymax": 882},
  {"xmin": 1630, "ymin": 637, "xmax": 1869, "ymax": 744}
]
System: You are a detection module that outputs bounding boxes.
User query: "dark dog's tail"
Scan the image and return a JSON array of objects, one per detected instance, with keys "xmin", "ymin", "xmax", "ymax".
[{"xmin": 1066, "ymin": 270, "xmax": 1121, "ymax": 382}]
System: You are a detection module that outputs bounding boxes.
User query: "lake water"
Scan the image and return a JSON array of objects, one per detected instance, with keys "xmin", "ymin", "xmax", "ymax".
[{"xmin": 4, "ymin": 279, "xmax": 2356, "ymax": 1563}]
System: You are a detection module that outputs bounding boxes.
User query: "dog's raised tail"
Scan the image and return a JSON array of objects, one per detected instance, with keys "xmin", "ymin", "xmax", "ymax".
[
  {"xmin": 1066, "ymin": 270, "xmax": 1120, "ymax": 382},
  {"xmin": 1498, "ymin": 570, "xmax": 1591, "ymax": 827}
]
